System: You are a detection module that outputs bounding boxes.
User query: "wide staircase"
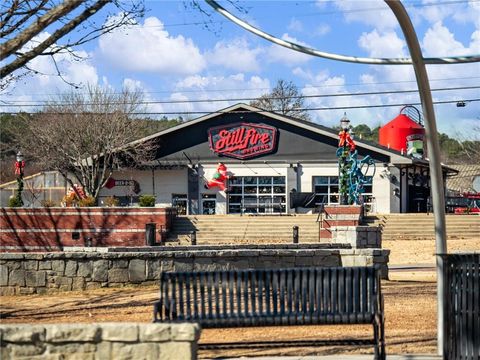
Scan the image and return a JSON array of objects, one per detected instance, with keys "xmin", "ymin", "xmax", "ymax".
[
  {"xmin": 364, "ymin": 213, "xmax": 480, "ymax": 241},
  {"xmin": 165, "ymin": 215, "xmax": 321, "ymax": 245}
]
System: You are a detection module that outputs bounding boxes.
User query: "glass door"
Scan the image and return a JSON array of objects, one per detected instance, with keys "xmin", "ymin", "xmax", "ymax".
[
  {"xmin": 201, "ymin": 194, "xmax": 216, "ymax": 215},
  {"xmin": 227, "ymin": 176, "xmax": 286, "ymax": 214}
]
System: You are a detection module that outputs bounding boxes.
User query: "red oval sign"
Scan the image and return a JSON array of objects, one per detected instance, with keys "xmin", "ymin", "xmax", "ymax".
[{"xmin": 208, "ymin": 123, "xmax": 277, "ymax": 159}]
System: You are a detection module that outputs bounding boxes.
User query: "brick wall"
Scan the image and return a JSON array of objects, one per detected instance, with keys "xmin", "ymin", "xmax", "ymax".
[
  {"xmin": 318, "ymin": 205, "xmax": 363, "ymax": 239},
  {"xmin": 0, "ymin": 245, "xmax": 390, "ymax": 295},
  {"xmin": 0, "ymin": 207, "xmax": 176, "ymax": 251},
  {"xmin": 0, "ymin": 323, "xmax": 199, "ymax": 360}
]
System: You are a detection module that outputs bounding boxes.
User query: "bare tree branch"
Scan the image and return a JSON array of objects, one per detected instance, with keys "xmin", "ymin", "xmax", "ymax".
[
  {"xmin": 17, "ymin": 86, "xmax": 157, "ymax": 203},
  {"xmin": 0, "ymin": 0, "xmax": 84, "ymax": 60},
  {"xmin": 0, "ymin": 0, "xmax": 144, "ymax": 87}
]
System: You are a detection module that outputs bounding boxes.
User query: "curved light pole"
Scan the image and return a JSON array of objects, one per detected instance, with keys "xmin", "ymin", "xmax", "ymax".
[
  {"xmin": 205, "ymin": 0, "xmax": 460, "ymax": 355},
  {"xmin": 385, "ymin": 3, "xmax": 447, "ymax": 356},
  {"xmin": 205, "ymin": 0, "xmax": 480, "ymax": 65}
]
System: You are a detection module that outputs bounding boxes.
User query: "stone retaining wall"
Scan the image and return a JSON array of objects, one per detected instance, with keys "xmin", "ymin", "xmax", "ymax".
[
  {"xmin": 0, "ymin": 246, "xmax": 389, "ymax": 295},
  {"xmin": 0, "ymin": 207, "xmax": 176, "ymax": 251},
  {"xmin": 0, "ymin": 323, "xmax": 199, "ymax": 360}
]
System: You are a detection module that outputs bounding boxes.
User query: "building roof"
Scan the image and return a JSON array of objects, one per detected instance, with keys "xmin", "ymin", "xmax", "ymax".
[
  {"xmin": 446, "ymin": 164, "xmax": 480, "ymax": 193},
  {"xmin": 129, "ymin": 103, "xmax": 415, "ymax": 166}
]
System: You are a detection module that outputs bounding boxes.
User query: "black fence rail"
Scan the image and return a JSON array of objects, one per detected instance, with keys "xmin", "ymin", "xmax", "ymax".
[
  {"xmin": 154, "ymin": 266, "xmax": 385, "ymax": 359},
  {"xmin": 443, "ymin": 253, "xmax": 480, "ymax": 360}
]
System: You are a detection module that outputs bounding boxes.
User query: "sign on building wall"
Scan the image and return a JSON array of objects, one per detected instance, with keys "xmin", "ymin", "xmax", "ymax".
[
  {"xmin": 208, "ymin": 122, "xmax": 277, "ymax": 160},
  {"xmin": 104, "ymin": 177, "xmax": 141, "ymax": 194}
]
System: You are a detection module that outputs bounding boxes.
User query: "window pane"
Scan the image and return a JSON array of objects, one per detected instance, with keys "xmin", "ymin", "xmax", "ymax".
[
  {"xmin": 330, "ymin": 185, "xmax": 339, "ymax": 193},
  {"xmin": 244, "ymin": 177, "xmax": 257, "ymax": 184},
  {"xmin": 244, "ymin": 186, "xmax": 257, "ymax": 194},
  {"xmin": 230, "ymin": 177, "xmax": 242, "ymax": 185},
  {"xmin": 273, "ymin": 186, "xmax": 285, "ymax": 194},
  {"xmin": 259, "ymin": 186, "xmax": 271, "ymax": 194},
  {"xmin": 229, "ymin": 205, "xmax": 241, "ymax": 213},
  {"xmin": 229, "ymin": 196, "xmax": 242, "ymax": 204},
  {"xmin": 230, "ymin": 186, "xmax": 242, "ymax": 194},
  {"xmin": 329, "ymin": 177, "xmax": 339, "ymax": 184},
  {"xmin": 314, "ymin": 186, "xmax": 328, "ymax": 193},
  {"xmin": 258, "ymin": 177, "xmax": 272, "ymax": 185},
  {"xmin": 273, "ymin": 176, "xmax": 285, "ymax": 184},
  {"xmin": 330, "ymin": 195, "xmax": 339, "ymax": 203},
  {"xmin": 313, "ymin": 176, "xmax": 328, "ymax": 185}
]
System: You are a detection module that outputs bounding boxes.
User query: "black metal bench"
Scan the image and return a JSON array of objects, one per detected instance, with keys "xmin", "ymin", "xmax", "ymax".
[{"xmin": 153, "ymin": 266, "xmax": 385, "ymax": 359}]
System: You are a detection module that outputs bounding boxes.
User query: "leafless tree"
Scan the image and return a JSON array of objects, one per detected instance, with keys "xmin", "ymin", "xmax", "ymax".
[
  {"xmin": 250, "ymin": 79, "xmax": 311, "ymax": 121},
  {"xmin": 0, "ymin": 0, "xmax": 144, "ymax": 89},
  {"xmin": 18, "ymin": 86, "xmax": 156, "ymax": 203}
]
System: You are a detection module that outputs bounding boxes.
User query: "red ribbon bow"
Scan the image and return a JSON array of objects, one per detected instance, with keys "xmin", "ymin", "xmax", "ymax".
[
  {"xmin": 338, "ymin": 131, "xmax": 356, "ymax": 151},
  {"xmin": 14, "ymin": 161, "xmax": 25, "ymax": 175}
]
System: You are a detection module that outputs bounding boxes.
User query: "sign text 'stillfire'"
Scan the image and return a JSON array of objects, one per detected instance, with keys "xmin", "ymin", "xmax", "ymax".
[{"xmin": 208, "ymin": 123, "xmax": 277, "ymax": 159}]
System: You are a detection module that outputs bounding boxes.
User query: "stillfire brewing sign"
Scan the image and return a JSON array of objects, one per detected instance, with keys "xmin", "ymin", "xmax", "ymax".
[{"xmin": 208, "ymin": 122, "xmax": 277, "ymax": 160}]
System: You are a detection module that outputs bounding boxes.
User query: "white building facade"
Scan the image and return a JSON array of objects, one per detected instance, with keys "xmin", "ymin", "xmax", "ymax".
[{"xmin": 99, "ymin": 104, "xmax": 451, "ymax": 215}]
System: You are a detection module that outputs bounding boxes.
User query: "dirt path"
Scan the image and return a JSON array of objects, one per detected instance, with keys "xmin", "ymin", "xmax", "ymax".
[{"xmin": 0, "ymin": 272, "xmax": 437, "ymax": 357}]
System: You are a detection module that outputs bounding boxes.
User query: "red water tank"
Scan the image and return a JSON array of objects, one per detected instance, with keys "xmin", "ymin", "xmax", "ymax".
[{"xmin": 379, "ymin": 113, "xmax": 425, "ymax": 154}]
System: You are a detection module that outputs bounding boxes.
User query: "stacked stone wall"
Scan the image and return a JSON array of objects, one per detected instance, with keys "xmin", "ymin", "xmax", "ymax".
[
  {"xmin": 0, "ymin": 245, "xmax": 389, "ymax": 295},
  {"xmin": 0, "ymin": 323, "xmax": 199, "ymax": 360}
]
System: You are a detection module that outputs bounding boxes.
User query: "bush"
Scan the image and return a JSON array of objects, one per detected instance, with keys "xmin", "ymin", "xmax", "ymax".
[
  {"xmin": 139, "ymin": 195, "xmax": 155, "ymax": 207},
  {"xmin": 103, "ymin": 196, "xmax": 119, "ymax": 207},
  {"xmin": 8, "ymin": 197, "xmax": 22, "ymax": 207},
  {"xmin": 41, "ymin": 199, "xmax": 58, "ymax": 207},
  {"xmin": 78, "ymin": 196, "xmax": 96, "ymax": 207}
]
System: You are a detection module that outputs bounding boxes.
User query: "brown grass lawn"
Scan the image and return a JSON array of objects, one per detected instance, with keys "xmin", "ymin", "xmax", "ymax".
[{"xmin": 1, "ymin": 237, "xmax": 478, "ymax": 357}]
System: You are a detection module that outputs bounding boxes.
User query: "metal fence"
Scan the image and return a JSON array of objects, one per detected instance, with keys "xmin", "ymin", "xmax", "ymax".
[{"xmin": 443, "ymin": 253, "xmax": 480, "ymax": 360}]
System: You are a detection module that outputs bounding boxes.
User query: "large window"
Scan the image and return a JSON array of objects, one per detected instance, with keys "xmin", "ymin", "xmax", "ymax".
[
  {"xmin": 313, "ymin": 176, "xmax": 373, "ymax": 206},
  {"xmin": 313, "ymin": 176, "xmax": 339, "ymax": 205},
  {"xmin": 228, "ymin": 176, "xmax": 286, "ymax": 214}
]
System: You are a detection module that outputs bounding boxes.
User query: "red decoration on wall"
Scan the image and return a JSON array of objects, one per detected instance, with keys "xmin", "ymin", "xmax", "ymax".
[
  {"xmin": 205, "ymin": 163, "xmax": 230, "ymax": 191},
  {"xmin": 208, "ymin": 123, "xmax": 277, "ymax": 160}
]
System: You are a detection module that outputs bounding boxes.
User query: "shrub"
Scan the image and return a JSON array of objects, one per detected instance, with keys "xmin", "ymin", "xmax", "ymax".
[
  {"xmin": 41, "ymin": 199, "xmax": 58, "ymax": 207},
  {"xmin": 103, "ymin": 196, "xmax": 119, "ymax": 207},
  {"xmin": 8, "ymin": 197, "xmax": 22, "ymax": 207},
  {"xmin": 139, "ymin": 195, "xmax": 155, "ymax": 207},
  {"xmin": 78, "ymin": 196, "xmax": 96, "ymax": 207}
]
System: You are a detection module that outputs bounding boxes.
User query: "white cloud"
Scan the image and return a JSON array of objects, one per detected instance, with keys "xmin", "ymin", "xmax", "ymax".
[
  {"xmin": 358, "ymin": 30, "xmax": 407, "ymax": 58},
  {"xmin": 164, "ymin": 74, "xmax": 271, "ymax": 116},
  {"xmin": 97, "ymin": 16, "xmax": 205, "ymax": 75},
  {"xmin": 206, "ymin": 38, "xmax": 263, "ymax": 72},
  {"xmin": 288, "ymin": 18, "xmax": 303, "ymax": 32},
  {"xmin": 1, "ymin": 32, "xmax": 99, "ymax": 108},
  {"xmin": 266, "ymin": 33, "xmax": 312, "ymax": 65},
  {"xmin": 422, "ymin": 22, "xmax": 478, "ymax": 56},
  {"xmin": 314, "ymin": 24, "xmax": 331, "ymax": 37},
  {"xmin": 332, "ymin": 0, "xmax": 397, "ymax": 31}
]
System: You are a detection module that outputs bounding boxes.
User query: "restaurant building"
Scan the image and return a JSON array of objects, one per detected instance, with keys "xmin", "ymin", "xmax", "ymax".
[{"xmin": 99, "ymin": 103, "xmax": 455, "ymax": 215}]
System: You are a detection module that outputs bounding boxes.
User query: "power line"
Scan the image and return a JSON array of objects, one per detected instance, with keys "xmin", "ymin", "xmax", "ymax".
[
  {"xmin": 4, "ymin": 76, "xmax": 480, "ymax": 99},
  {"xmin": 1, "ymin": 85, "xmax": 479, "ymax": 108},
  {"xmin": 2, "ymin": 98, "xmax": 479, "ymax": 116},
  {"xmin": 153, "ymin": 0, "xmax": 478, "ymax": 28}
]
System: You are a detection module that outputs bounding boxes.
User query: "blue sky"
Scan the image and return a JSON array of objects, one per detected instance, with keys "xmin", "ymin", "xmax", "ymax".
[{"xmin": 2, "ymin": 0, "xmax": 480, "ymax": 138}]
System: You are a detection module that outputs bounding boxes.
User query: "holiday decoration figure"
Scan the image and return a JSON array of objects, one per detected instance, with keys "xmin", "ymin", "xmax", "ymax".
[{"xmin": 205, "ymin": 163, "xmax": 230, "ymax": 191}]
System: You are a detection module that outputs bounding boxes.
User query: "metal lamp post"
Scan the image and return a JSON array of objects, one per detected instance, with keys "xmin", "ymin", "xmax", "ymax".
[
  {"xmin": 338, "ymin": 113, "xmax": 351, "ymax": 205},
  {"xmin": 14, "ymin": 151, "xmax": 25, "ymax": 206}
]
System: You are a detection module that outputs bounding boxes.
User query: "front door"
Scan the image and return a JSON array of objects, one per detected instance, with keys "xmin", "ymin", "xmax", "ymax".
[{"xmin": 202, "ymin": 194, "xmax": 216, "ymax": 215}]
